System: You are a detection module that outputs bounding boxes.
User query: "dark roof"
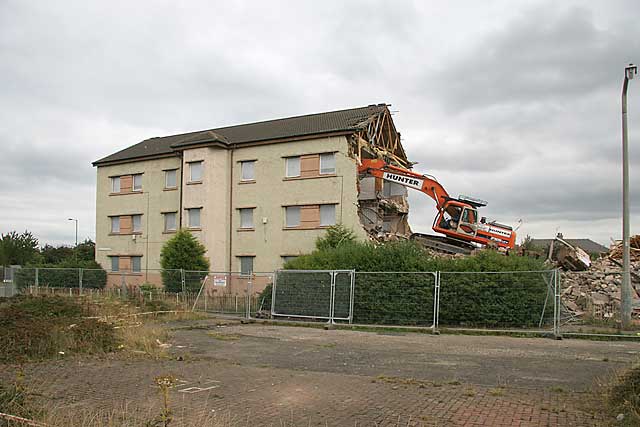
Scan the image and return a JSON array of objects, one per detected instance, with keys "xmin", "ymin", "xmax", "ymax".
[
  {"xmin": 530, "ymin": 238, "xmax": 609, "ymax": 254},
  {"xmin": 93, "ymin": 104, "xmax": 387, "ymax": 165}
]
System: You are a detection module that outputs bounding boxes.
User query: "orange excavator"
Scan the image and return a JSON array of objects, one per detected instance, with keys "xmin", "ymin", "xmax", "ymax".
[{"xmin": 358, "ymin": 159, "xmax": 516, "ymax": 254}]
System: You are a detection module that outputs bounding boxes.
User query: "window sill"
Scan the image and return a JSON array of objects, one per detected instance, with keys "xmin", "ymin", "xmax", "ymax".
[
  {"xmin": 163, "ymin": 187, "xmax": 178, "ymax": 191},
  {"xmin": 238, "ymin": 180, "xmax": 256, "ymax": 185},
  {"xmin": 283, "ymin": 174, "xmax": 337, "ymax": 181},
  {"xmin": 187, "ymin": 227, "xmax": 202, "ymax": 231},
  {"xmin": 283, "ymin": 225, "xmax": 332, "ymax": 231},
  {"xmin": 109, "ymin": 191, "xmax": 143, "ymax": 196},
  {"xmin": 186, "ymin": 181, "xmax": 202, "ymax": 185},
  {"xmin": 237, "ymin": 228, "xmax": 255, "ymax": 232},
  {"xmin": 108, "ymin": 232, "xmax": 143, "ymax": 236},
  {"xmin": 162, "ymin": 230, "xmax": 177, "ymax": 234}
]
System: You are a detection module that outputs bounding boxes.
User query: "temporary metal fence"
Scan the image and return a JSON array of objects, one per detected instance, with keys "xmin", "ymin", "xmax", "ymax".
[
  {"xmin": 270, "ymin": 270, "xmax": 355, "ymax": 323},
  {"xmin": 270, "ymin": 269, "xmax": 562, "ymax": 336},
  {"xmin": 5, "ymin": 266, "xmax": 639, "ymax": 339}
]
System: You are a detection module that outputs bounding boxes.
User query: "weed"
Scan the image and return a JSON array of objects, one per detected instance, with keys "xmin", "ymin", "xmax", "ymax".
[
  {"xmin": 489, "ymin": 387, "xmax": 505, "ymax": 396},
  {"xmin": 550, "ymin": 386, "xmax": 566, "ymax": 393}
]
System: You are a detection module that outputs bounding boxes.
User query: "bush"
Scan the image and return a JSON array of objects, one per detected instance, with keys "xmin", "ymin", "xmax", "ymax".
[
  {"xmin": 13, "ymin": 263, "xmax": 107, "ymax": 289},
  {"xmin": 160, "ymin": 230, "xmax": 210, "ymax": 292},
  {"xmin": 265, "ymin": 239, "xmax": 553, "ymax": 327}
]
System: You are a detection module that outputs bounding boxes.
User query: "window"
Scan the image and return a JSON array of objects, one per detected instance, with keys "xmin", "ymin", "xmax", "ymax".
[
  {"xmin": 320, "ymin": 153, "xmax": 336, "ymax": 175},
  {"xmin": 320, "ymin": 204, "xmax": 336, "ymax": 226},
  {"xmin": 239, "ymin": 208, "xmax": 254, "ymax": 229},
  {"xmin": 286, "ymin": 157, "xmax": 300, "ymax": 177},
  {"xmin": 110, "ymin": 256, "xmax": 119, "ymax": 272},
  {"xmin": 165, "ymin": 169, "xmax": 177, "ymax": 188},
  {"xmin": 239, "ymin": 256, "xmax": 254, "ymax": 275},
  {"xmin": 132, "ymin": 215, "xmax": 142, "ymax": 233},
  {"xmin": 131, "ymin": 256, "xmax": 142, "ymax": 273},
  {"xmin": 241, "ymin": 161, "xmax": 255, "ymax": 181},
  {"xmin": 187, "ymin": 208, "xmax": 201, "ymax": 228},
  {"xmin": 111, "ymin": 177, "xmax": 121, "ymax": 193},
  {"xmin": 189, "ymin": 161, "xmax": 203, "ymax": 182},
  {"xmin": 383, "ymin": 182, "xmax": 407, "ymax": 197},
  {"xmin": 133, "ymin": 174, "xmax": 142, "ymax": 191},
  {"xmin": 110, "ymin": 216, "xmax": 120, "ymax": 233},
  {"xmin": 282, "ymin": 255, "xmax": 298, "ymax": 264},
  {"xmin": 164, "ymin": 212, "xmax": 177, "ymax": 232},
  {"xmin": 285, "ymin": 206, "xmax": 300, "ymax": 227}
]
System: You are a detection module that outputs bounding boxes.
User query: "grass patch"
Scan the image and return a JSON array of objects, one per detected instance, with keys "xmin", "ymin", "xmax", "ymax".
[
  {"xmin": 489, "ymin": 387, "xmax": 505, "ymax": 396},
  {"xmin": 605, "ymin": 364, "xmax": 640, "ymax": 425},
  {"xmin": 0, "ymin": 296, "xmax": 118, "ymax": 362}
]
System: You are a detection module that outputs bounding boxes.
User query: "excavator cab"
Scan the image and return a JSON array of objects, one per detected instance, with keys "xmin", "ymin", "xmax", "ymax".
[{"xmin": 433, "ymin": 200, "xmax": 479, "ymax": 239}]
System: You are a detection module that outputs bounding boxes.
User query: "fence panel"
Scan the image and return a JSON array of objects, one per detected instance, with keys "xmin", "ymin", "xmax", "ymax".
[
  {"xmin": 559, "ymin": 270, "xmax": 640, "ymax": 337},
  {"xmin": 354, "ymin": 272, "xmax": 436, "ymax": 326},
  {"xmin": 438, "ymin": 270, "xmax": 555, "ymax": 331},
  {"xmin": 272, "ymin": 270, "xmax": 333, "ymax": 320}
]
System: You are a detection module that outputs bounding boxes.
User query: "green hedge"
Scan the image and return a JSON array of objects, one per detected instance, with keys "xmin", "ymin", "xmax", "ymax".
[
  {"xmin": 261, "ymin": 241, "xmax": 553, "ymax": 327},
  {"xmin": 14, "ymin": 267, "xmax": 107, "ymax": 289}
]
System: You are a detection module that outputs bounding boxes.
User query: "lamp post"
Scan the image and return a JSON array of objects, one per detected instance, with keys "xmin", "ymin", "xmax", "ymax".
[
  {"xmin": 68, "ymin": 218, "xmax": 78, "ymax": 247},
  {"xmin": 622, "ymin": 63, "xmax": 637, "ymax": 328}
]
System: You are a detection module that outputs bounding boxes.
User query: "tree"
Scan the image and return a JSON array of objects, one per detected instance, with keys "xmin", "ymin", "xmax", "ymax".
[
  {"xmin": 315, "ymin": 224, "xmax": 357, "ymax": 251},
  {"xmin": 0, "ymin": 230, "xmax": 39, "ymax": 266},
  {"xmin": 40, "ymin": 244, "xmax": 74, "ymax": 264},
  {"xmin": 74, "ymin": 239, "xmax": 96, "ymax": 262},
  {"xmin": 160, "ymin": 230, "xmax": 210, "ymax": 292}
]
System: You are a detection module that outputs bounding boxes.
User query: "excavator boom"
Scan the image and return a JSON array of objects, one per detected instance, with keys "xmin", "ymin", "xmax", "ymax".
[{"xmin": 358, "ymin": 158, "xmax": 516, "ymax": 251}]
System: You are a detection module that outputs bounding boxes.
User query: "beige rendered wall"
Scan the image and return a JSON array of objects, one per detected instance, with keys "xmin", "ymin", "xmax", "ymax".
[
  {"xmin": 230, "ymin": 135, "xmax": 366, "ymax": 273},
  {"xmin": 95, "ymin": 156, "xmax": 181, "ymax": 283},
  {"xmin": 181, "ymin": 147, "xmax": 231, "ymax": 272},
  {"xmin": 95, "ymin": 135, "xmax": 367, "ymax": 288}
]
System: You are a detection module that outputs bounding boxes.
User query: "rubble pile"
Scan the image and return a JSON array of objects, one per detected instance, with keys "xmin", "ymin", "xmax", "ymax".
[{"xmin": 560, "ymin": 236, "xmax": 640, "ymax": 320}]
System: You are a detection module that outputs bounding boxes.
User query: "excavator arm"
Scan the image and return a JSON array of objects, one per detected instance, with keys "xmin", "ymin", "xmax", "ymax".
[{"xmin": 358, "ymin": 159, "xmax": 450, "ymax": 209}]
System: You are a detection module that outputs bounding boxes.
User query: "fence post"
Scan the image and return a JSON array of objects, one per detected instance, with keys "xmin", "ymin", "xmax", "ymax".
[
  {"xmin": 553, "ymin": 269, "xmax": 562, "ymax": 339},
  {"xmin": 348, "ymin": 270, "xmax": 355, "ymax": 324},
  {"xmin": 432, "ymin": 272, "xmax": 440, "ymax": 334},
  {"xmin": 78, "ymin": 268, "xmax": 83, "ymax": 296},
  {"xmin": 180, "ymin": 269, "xmax": 186, "ymax": 294},
  {"xmin": 35, "ymin": 268, "xmax": 39, "ymax": 295},
  {"xmin": 329, "ymin": 271, "xmax": 336, "ymax": 325},
  {"xmin": 204, "ymin": 291, "xmax": 207, "ymax": 312},
  {"xmin": 245, "ymin": 274, "xmax": 253, "ymax": 319},
  {"xmin": 270, "ymin": 270, "xmax": 277, "ymax": 317}
]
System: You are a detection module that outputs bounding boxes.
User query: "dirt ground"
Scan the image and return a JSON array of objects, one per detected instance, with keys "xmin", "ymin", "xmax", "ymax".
[{"xmin": 2, "ymin": 318, "xmax": 638, "ymax": 426}]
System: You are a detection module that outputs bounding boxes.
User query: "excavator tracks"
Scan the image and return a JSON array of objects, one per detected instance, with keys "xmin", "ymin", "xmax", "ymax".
[{"xmin": 410, "ymin": 233, "xmax": 475, "ymax": 255}]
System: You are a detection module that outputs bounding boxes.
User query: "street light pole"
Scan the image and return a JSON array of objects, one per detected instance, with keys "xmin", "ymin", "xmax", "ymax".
[
  {"xmin": 68, "ymin": 218, "xmax": 78, "ymax": 247},
  {"xmin": 622, "ymin": 63, "xmax": 637, "ymax": 328}
]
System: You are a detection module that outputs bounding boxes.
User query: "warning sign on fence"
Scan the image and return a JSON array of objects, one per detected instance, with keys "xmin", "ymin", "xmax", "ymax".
[{"xmin": 213, "ymin": 275, "xmax": 227, "ymax": 287}]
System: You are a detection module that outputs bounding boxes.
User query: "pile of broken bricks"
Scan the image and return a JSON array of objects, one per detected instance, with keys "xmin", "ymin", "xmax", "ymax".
[{"xmin": 561, "ymin": 236, "xmax": 640, "ymax": 320}]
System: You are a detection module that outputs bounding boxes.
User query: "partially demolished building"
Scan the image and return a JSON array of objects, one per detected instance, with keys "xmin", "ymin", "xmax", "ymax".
[{"xmin": 93, "ymin": 104, "xmax": 412, "ymax": 287}]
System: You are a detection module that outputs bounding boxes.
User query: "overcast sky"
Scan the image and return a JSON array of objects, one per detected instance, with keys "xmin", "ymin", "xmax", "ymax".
[{"xmin": 1, "ymin": 0, "xmax": 639, "ymax": 247}]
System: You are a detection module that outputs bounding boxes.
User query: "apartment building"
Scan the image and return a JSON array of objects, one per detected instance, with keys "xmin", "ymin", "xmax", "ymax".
[{"xmin": 93, "ymin": 104, "xmax": 410, "ymax": 288}]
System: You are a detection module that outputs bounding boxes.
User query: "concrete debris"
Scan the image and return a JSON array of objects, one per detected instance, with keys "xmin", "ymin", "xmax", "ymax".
[{"xmin": 561, "ymin": 256, "xmax": 640, "ymax": 320}]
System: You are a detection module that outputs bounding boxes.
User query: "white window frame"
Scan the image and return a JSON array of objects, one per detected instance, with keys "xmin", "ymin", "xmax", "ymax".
[
  {"xmin": 239, "ymin": 256, "xmax": 254, "ymax": 276},
  {"xmin": 319, "ymin": 152, "xmax": 336, "ymax": 175},
  {"xmin": 110, "ymin": 216, "xmax": 120, "ymax": 233},
  {"xmin": 285, "ymin": 206, "xmax": 301, "ymax": 227},
  {"xmin": 239, "ymin": 208, "xmax": 254, "ymax": 229},
  {"xmin": 285, "ymin": 156, "xmax": 300, "ymax": 178},
  {"xmin": 189, "ymin": 161, "xmax": 203, "ymax": 182},
  {"xmin": 187, "ymin": 208, "xmax": 201, "ymax": 228},
  {"xmin": 320, "ymin": 204, "xmax": 336, "ymax": 226},
  {"xmin": 240, "ymin": 161, "xmax": 255, "ymax": 181},
  {"xmin": 131, "ymin": 256, "xmax": 142, "ymax": 273},
  {"xmin": 165, "ymin": 169, "xmax": 177, "ymax": 189},
  {"xmin": 111, "ymin": 177, "xmax": 121, "ymax": 193},
  {"xmin": 133, "ymin": 174, "xmax": 142, "ymax": 191},
  {"xmin": 132, "ymin": 214, "xmax": 142, "ymax": 233},
  {"xmin": 164, "ymin": 212, "xmax": 177, "ymax": 232},
  {"xmin": 110, "ymin": 256, "xmax": 119, "ymax": 272}
]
